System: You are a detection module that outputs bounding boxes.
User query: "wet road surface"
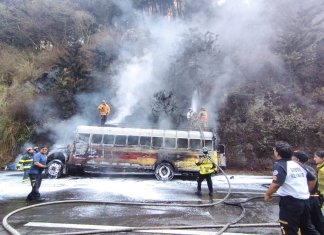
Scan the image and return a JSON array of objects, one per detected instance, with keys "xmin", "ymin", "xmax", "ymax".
[{"xmin": 0, "ymin": 171, "xmax": 281, "ymax": 234}]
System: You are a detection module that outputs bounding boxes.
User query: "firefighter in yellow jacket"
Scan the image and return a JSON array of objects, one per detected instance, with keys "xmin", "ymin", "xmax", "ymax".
[
  {"xmin": 196, "ymin": 147, "xmax": 216, "ymax": 196},
  {"xmin": 314, "ymin": 150, "xmax": 324, "ymax": 208},
  {"xmin": 16, "ymin": 147, "xmax": 34, "ymax": 182},
  {"xmin": 97, "ymin": 100, "xmax": 110, "ymax": 126},
  {"xmin": 198, "ymin": 106, "xmax": 208, "ymax": 130}
]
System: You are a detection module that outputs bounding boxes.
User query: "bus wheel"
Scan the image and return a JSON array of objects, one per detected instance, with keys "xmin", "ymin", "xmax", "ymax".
[
  {"xmin": 155, "ymin": 163, "xmax": 174, "ymax": 181},
  {"xmin": 46, "ymin": 160, "xmax": 63, "ymax": 179}
]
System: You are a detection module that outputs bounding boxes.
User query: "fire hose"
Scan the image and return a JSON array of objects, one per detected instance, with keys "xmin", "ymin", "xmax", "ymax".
[{"xmin": 2, "ymin": 165, "xmax": 278, "ymax": 235}]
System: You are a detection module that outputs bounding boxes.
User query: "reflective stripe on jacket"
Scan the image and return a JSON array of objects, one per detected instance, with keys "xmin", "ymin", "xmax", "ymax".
[
  {"xmin": 196, "ymin": 154, "xmax": 215, "ymax": 175},
  {"xmin": 18, "ymin": 155, "xmax": 33, "ymax": 169}
]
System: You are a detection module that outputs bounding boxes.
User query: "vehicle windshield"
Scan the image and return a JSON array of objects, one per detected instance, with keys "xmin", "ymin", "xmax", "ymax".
[
  {"xmin": 74, "ymin": 143, "xmax": 88, "ymax": 155},
  {"xmin": 76, "ymin": 134, "xmax": 90, "ymax": 143}
]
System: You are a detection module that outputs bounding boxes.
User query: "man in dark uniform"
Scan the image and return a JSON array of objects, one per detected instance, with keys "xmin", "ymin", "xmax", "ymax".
[
  {"xmin": 26, "ymin": 146, "xmax": 48, "ymax": 202},
  {"xmin": 264, "ymin": 142, "xmax": 319, "ymax": 235},
  {"xmin": 292, "ymin": 150, "xmax": 324, "ymax": 234},
  {"xmin": 16, "ymin": 147, "xmax": 34, "ymax": 182}
]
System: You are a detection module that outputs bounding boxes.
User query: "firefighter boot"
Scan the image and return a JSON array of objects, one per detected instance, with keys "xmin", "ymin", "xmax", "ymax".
[{"xmin": 195, "ymin": 190, "xmax": 202, "ymax": 196}]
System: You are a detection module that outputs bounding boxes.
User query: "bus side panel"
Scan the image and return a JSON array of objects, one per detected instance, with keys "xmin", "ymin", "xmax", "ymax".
[
  {"xmin": 172, "ymin": 150, "xmax": 200, "ymax": 172},
  {"xmin": 87, "ymin": 145, "xmax": 158, "ymax": 171},
  {"xmin": 113, "ymin": 147, "xmax": 157, "ymax": 168}
]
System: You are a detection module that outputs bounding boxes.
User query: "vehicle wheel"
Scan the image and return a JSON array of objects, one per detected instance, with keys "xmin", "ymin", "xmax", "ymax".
[
  {"xmin": 47, "ymin": 160, "xmax": 63, "ymax": 179},
  {"xmin": 154, "ymin": 163, "xmax": 174, "ymax": 181},
  {"xmin": 67, "ymin": 165, "xmax": 84, "ymax": 176}
]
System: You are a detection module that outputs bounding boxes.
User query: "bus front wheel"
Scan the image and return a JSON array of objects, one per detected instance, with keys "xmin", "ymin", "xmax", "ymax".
[
  {"xmin": 155, "ymin": 163, "xmax": 174, "ymax": 181},
  {"xmin": 46, "ymin": 160, "xmax": 63, "ymax": 179}
]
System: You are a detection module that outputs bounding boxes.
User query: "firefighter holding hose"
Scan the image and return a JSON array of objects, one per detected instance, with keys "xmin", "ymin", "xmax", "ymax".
[{"xmin": 195, "ymin": 147, "xmax": 216, "ymax": 196}]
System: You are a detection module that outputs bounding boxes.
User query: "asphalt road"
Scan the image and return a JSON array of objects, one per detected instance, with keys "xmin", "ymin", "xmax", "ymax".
[{"xmin": 0, "ymin": 171, "xmax": 281, "ymax": 235}]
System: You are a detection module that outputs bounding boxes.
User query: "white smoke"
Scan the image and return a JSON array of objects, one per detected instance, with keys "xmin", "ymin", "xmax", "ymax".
[
  {"xmin": 28, "ymin": 0, "xmax": 298, "ymax": 147},
  {"xmin": 107, "ymin": 15, "xmax": 188, "ymax": 125},
  {"xmin": 109, "ymin": 54, "xmax": 154, "ymax": 124},
  {"xmin": 191, "ymin": 90, "xmax": 199, "ymax": 113},
  {"xmin": 101, "ymin": 0, "xmax": 282, "ymax": 129},
  {"xmin": 43, "ymin": 115, "xmax": 91, "ymax": 145}
]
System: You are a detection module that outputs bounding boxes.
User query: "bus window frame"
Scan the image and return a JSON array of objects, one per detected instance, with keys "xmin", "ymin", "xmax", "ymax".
[
  {"xmin": 177, "ymin": 138, "xmax": 189, "ymax": 149},
  {"xmin": 115, "ymin": 135, "xmax": 127, "ymax": 147},
  {"xmin": 127, "ymin": 135, "xmax": 139, "ymax": 146},
  {"xmin": 204, "ymin": 140, "xmax": 213, "ymax": 149},
  {"xmin": 91, "ymin": 134, "xmax": 103, "ymax": 145},
  {"xmin": 164, "ymin": 137, "xmax": 176, "ymax": 149},
  {"xmin": 75, "ymin": 133, "xmax": 90, "ymax": 144},
  {"xmin": 140, "ymin": 136, "xmax": 152, "ymax": 148},
  {"xmin": 103, "ymin": 134, "xmax": 115, "ymax": 146},
  {"xmin": 189, "ymin": 139, "xmax": 201, "ymax": 150},
  {"xmin": 152, "ymin": 136, "xmax": 163, "ymax": 149}
]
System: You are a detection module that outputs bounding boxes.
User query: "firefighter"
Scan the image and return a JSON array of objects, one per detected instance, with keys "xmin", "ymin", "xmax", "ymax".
[
  {"xmin": 16, "ymin": 147, "xmax": 34, "ymax": 182},
  {"xmin": 195, "ymin": 147, "xmax": 216, "ymax": 196},
  {"xmin": 314, "ymin": 150, "xmax": 324, "ymax": 206},
  {"xmin": 190, "ymin": 112, "xmax": 199, "ymax": 130},
  {"xmin": 198, "ymin": 106, "xmax": 208, "ymax": 130},
  {"xmin": 97, "ymin": 100, "xmax": 110, "ymax": 126},
  {"xmin": 186, "ymin": 108, "xmax": 193, "ymax": 130},
  {"xmin": 264, "ymin": 142, "xmax": 319, "ymax": 235},
  {"xmin": 292, "ymin": 150, "xmax": 324, "ymax": 234},
  {"xmin": 187, "ymin": 108, "xmax": 193, "ymax": 120}
]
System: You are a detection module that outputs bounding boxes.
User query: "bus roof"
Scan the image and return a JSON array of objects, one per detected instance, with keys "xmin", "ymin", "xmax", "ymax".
[{"xmin": 76, "ymin": 125, "xmax": 214, "ymax": 140}]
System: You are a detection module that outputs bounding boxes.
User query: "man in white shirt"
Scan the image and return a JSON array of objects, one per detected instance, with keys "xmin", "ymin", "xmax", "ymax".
[{"xmin": 264, "ymin": 142, "xmax": 319, "ymax": 235}]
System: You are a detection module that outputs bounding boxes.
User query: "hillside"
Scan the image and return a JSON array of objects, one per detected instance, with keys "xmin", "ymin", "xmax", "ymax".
[{"xmin": 0, "ymin": 0, "xmax": 323, "ymax": 169}]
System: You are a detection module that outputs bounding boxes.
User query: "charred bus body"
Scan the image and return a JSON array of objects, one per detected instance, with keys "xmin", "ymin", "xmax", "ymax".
[{"xmin": 48, "ymin": 125, "xmax": 226, "ymax": 180}]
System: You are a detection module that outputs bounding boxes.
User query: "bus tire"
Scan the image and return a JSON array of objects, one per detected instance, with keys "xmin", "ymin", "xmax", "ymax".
[
  {"xmin": 154, "ymin": 163, "xmax": 174, "ymax": 181},
  {"xmin": 46, "ymin": 160, "xmax": 63, "ymax": 179}
]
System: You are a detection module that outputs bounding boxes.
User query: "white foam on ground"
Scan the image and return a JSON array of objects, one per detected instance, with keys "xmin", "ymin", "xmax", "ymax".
[{"xmin": 0, "ymin": 171, "xmax": 271, "ymax": 201}]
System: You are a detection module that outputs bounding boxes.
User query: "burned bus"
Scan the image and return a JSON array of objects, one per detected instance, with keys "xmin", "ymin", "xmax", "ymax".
[{"xmin": 47, "ymin": 125, "xmax": 226, "ymax": 180}]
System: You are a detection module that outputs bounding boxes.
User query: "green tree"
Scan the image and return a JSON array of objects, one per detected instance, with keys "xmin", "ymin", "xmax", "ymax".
[
  {"xmin": 274, "ymin": 0, "xmax": 324, "ymax": 90},
  {"xmin": 0, "ymin": 0, "xmax": 97, "ymax": 48},
  {"xmin": 151, "ymin": 90, "xmax": 178, "ymax": 126},
  {"xmin": 53, "ymin": 42, "xmax": 93, "ymax": 118},
  {"xmin": 165, "ymin": 30, "xmax": 222, "ymax": 123}
]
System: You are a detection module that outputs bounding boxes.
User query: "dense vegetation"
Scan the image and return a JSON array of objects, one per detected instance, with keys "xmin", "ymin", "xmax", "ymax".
[{"xmin": 0, "ymin": 0, "xmax": 323, "ymax": 170}]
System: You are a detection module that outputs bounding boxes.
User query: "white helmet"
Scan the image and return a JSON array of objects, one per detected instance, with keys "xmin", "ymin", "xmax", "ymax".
[{"xmin": 202, "ymin": 147, "xmax": 208, "ymax": 154}]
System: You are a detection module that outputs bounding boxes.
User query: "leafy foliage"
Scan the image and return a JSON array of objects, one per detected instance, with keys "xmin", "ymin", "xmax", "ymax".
[
  {"xmin": 151, "ymin": 90, "xmax": 178, "ymax": 126},
  {"xmin": 132, "ymin": 0, "xmax": 183, "ymax": 17},
  {"xmin": 0, "ymin": 0, "xmax": 97, "ymax": 48},
  {"xmin": 274, "ymin": 1, "xmax": 324, "ymax": 90},
  {"xmin": 165, "ymin": 30, "xmax": 222, "ymax": 118}
]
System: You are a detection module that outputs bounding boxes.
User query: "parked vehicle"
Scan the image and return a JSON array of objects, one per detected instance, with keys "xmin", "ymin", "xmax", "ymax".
[
  {"xmin": 5, "ymin": 154, "xmax": 23, "ymax": 171},
  {"xmin": 47, "ymin": 125, "xmax": 226, "ymax": 180}
]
